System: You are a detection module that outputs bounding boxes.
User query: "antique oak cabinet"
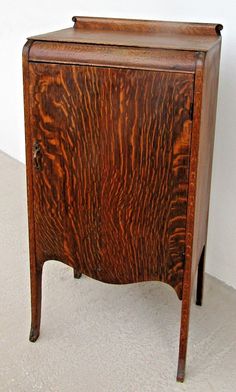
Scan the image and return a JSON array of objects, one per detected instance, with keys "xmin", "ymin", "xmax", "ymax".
[{"xmin": 23, "ymin": 16, "xmax": 223, "ymax": 381}]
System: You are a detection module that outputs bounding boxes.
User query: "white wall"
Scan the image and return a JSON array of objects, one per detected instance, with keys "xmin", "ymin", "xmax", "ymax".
[{"xmin": 0, "ymin": 1, "xmax": 236, "ymax": 288}]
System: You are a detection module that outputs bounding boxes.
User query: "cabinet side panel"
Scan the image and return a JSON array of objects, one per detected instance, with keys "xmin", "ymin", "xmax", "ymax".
[
  {"xmin": 23, "ymin": 40, "xmax": 38, "ymax": 267},
  {"xmin": 191, "ymin": 42, "xmax": 222, "ymax": 284}
]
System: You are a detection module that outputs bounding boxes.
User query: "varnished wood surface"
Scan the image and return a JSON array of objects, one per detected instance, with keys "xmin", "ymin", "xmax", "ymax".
[
  {"xmin": 29, "ymin": 17, "xmax": 222, "ymax": 52},
  {"xmin": 191, "ymin": 42, "xmax": 222, "ymax": 285},
  {"xmin": 29, "ymin": 41, "xmax": 197, "ymax": 73},
  {"xmin": 177, "ymin": 52, "xmax": 205, "ymax": 382},
  {"xmin": 23, "ymin": 39, "xmax": 42, "ymax": 342},
  {"xmin": 29, "ymin": 62, "xmax": 194, "ymax": 298},
  {"xmin": 29, "ymin": 28, "xmax": 221, "ymax": 52},
  {"xmin": 72, "ymin": 16, "xmax": 223, "ymax": 36},
  {"xmin": 176, "ymin": 41, "xmax": 222, "ymax": 378}
]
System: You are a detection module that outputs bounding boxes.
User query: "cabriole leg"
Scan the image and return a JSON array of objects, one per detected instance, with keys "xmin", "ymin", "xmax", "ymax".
[
  {"xmin": 196, "ymin": 246, "xmax": 205, "ymax": 306},
  {"xmin": 29, "ymin": 262, "xmax": 43, "ymax": 342}
]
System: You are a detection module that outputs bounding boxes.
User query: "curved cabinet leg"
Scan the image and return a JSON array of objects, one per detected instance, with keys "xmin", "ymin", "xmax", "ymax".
[
  {"xmin": 29, "ymin": 263, "xmax": 43, "ymax": 342},
  {"xmin": 74, "ymin": 269, "xmax": 82, "ymax": 279},
  {"xmin": 196, "ymin": 246, "xmax": 205, "ymax": 306}
]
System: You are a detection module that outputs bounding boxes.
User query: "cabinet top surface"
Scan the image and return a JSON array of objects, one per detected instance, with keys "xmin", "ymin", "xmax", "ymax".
[{"xmin": 28, "ymin": 16, "xmax": 223, "ymax": 52}]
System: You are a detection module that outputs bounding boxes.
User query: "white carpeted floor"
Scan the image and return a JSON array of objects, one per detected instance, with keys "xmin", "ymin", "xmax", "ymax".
[{"xmin": 0, "ymin": 150, "xmax": 236, "ymax": 392}]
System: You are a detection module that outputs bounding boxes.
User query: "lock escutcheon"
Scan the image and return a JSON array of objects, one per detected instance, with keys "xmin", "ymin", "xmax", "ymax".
[{"xmin": 33, "ymin": 140, "xmax": 42, "ymax": 171}]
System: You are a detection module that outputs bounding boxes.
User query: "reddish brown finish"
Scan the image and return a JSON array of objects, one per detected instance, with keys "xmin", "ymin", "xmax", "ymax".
[
  {"xmin": 29, "ymin": 41, "xmax": 197, "ymax": 73},
  {"xmin": 23, "ymin": 16, "xmax": 222, "ymax": 382},
  {"xmin": 176, "ymin": 52, "xmax": 205, "ymax": 382},
  {"xmin": 29, "ymin": 17, "xmax": 222, "ymax": 52},
  {"xmin": 29, "ymin": 62, "xmax": 193, "ymax": 296},
  {"xmin": 191, "ymin": 43, "xmax": 222, "ymax": 286},
  {"xmin": 72, "ymin": 16, "xmax": 223, "ymax": 37},
  {"xmin": 176, "ymin": 40, "xmax": 222, "ymax": 382},
  {"xmin": 23, "ymin": 39, "xmax": 43, "ymax": 342}
]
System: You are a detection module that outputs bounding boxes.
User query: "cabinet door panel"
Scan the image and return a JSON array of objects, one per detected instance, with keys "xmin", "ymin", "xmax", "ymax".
[{"xmin": 29, "ymin": 63, "xmax": 193, "ymax": 297}]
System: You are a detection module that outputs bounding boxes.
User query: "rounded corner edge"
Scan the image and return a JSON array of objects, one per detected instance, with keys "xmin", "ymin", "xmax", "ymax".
[{"xmin": 215, "ymin": 24, "xmax": 223, "ymax": 36}]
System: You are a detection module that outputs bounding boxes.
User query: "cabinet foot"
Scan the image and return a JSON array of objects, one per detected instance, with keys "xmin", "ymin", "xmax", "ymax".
[
  {"xmin": 29, "ymin": 325, "xmax": 40, "ymax": 342},
  {"xmin": 196, "ymin": 246, "xmax": 205, "ymax": 306},
  {"xmin": 29, "ymin": 263, "xmax": 42, "ymax": 343},
  {"xmin": 177, "ymin": 270, "xmax": 192, "ymax": 382},
  {"xmin": 176, "ymin": 360, "xmax": 185, "ymax": 382},
  {"xmin": 177, "ymin": 314, "xmax": 189, "ymax": 383},
  {"xmin": 74, "ymin": 269, "xmax": 82, "ymax": 279}
]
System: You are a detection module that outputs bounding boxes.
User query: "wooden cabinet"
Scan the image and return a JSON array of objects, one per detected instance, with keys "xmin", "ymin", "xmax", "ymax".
[{"xmin": 23, "ymin": 16, "xmax": 223, "ymax": 382}]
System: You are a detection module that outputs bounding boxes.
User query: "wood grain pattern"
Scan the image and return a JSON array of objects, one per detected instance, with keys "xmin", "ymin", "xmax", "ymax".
[
  {"xmin": 29, "ymin": 63, "xmax": 194, "ymax": 299},
  {"xmin": 29, "ymin": 28, "xmax": 221, "ymax": 52},
  {"xmin": 29, "ymin": 17, "xmax": 222, "ymax": 52},
  {"xmin": 177, "ymin": 40, "xmax": 221, "ymax": 381},
  {"xmin": 191, "ymin": 42, "xmax": 222, "ymax": 286},
  {"xmin": 177, "ymin": 52, "xmax": 205, "ymax": 382},
  {"xmin": 29, "ymin": 41, "xmax": 197, "ymax": 73},
  {"xmin": 23, "ymin": 39, "xmax": 43, "ymax": 342},
  {"xmin": 72, "ymin": 16, "xmax": 223, "ymax": 36}
]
